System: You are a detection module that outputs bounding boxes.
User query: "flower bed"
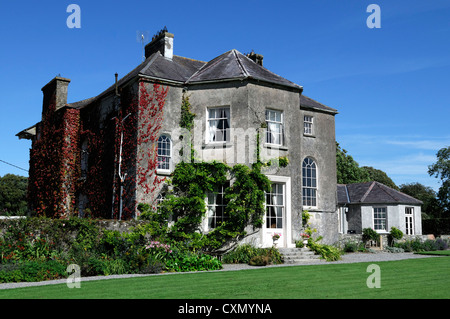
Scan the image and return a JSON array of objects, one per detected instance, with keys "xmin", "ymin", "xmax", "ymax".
[{"xmin": 0, "ymin": 217, "xmax": 222, "ymax": 283}]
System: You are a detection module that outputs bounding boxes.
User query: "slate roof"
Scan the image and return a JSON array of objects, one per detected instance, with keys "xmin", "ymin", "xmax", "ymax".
[
  {"xmin": 186, "ymin": 49, "xmax": 302, "ymax": 90},
  {"xmin": 337, "ymin": 181, "xmax": 422, "ymax": 205},
  {"xmin": 300, "ymin": 95, "xmax": 337, "ymax": 114},
  {"xmin": 69, "ymin": 49, "xmax": 306, "ymax": 108}
]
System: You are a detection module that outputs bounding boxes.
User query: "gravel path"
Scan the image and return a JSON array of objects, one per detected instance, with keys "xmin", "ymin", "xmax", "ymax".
[{"xmin": 0, "ymin": 252, "xmax": 441, "ymax": 290}]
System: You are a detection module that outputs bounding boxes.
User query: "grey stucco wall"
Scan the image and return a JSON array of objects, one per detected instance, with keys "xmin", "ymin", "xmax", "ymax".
[{"xmin": 134, "ymin": 78, "xmax": 338, "ymax": 246}]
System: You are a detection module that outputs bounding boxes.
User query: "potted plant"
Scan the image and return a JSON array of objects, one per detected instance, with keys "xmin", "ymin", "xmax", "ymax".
[
  {"xmin": 300, "ymin": 232, "xmax": 310, "ymax": 245},
  {"xmin": 272, "ymin": 233, "xmax": 281, "ymax": 247}
]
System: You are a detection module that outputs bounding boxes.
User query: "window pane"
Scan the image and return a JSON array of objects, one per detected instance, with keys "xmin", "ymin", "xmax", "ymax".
[
  {"xmin": 265, "ymin": 109, "xmax": 283, "ymax": 145},
  {"xmin": 266, "ymin": 183, "xmax": 284, "ymax": 229},
  {"xmin": 208, "ymin": 107, "xmax": 230, "ymax": 142},
  {"xmin": 302, "ymin": 157, "xmax": 317, "ymax": 207},
  {"xmin": 157, "ymin": 135, "xmax": 171, "ymax": 170}
]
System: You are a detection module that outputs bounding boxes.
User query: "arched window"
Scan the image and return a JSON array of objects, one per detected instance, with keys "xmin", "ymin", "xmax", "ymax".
[
  {"xmin": 157, "ymin": 135, "xmax": 171, "ymax": 170},
  {"xmin": 302, "ymin": 157, "xmax": 317, "ymax": 207}
]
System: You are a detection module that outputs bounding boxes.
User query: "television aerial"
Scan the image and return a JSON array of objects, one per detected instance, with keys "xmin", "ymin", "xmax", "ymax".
[{"xmin": 136, "ymin": 30, "xmax": 149, "ymax": 62}]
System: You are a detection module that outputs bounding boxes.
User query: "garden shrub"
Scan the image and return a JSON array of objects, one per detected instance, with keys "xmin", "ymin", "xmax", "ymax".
[
  {"xmin": 362, "ymin": 228, "xmax": 379, "ymax": 243},
  {"xmin": 248, "ymin": 255, "xmax": 271, "ymax": 266},
  {"xmin": 165, "ymin": 252, "xmax": 222, "ymax": 272},
  {"xmin": 221, "ymin": 244, "xmax": 283, "ymax": 265},
  {"xmin": 394, "ymin": 237, "xmax": 449, "ymax": 252},
  {"xmin": 388, "ymin": 227, "xmax": 403, "ymax": 246},
  {"xmin": 0, "ymin": 216, "xmax": 227, "ymax": 283},
  {"xmin": 342, "ymin": 240, "xmax": 365, "ymax": 252},
  {"xmin": 307, "ymin": 240, "xmax": 342, "ymax": 261},
  {"xmin": 0, "ymin": 260, "xmax": 66, "ymax": 283}
]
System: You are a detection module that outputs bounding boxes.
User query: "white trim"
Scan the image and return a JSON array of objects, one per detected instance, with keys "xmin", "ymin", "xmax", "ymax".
[
  {"xmin": 372, "ymin": 206, "xmax": 388, "ymax": 233},
  {"xmin": 302, "ymin": 157, "xmax": 318, "ymax": 209},
  {"xmin": 205, "ymin": 106, "xmax": 231, "ymax": 145},
  {"xmin": 263, "ymin": 175, "xmax": 293, "ymax": 248},
  {"xmin": 156, "ymin": 134, "xmax": 172, "ymax": 174}
]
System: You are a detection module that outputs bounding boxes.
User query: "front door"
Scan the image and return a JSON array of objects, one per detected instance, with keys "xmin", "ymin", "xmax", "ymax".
[{"xmin": 263, "ymin": 182, "xmax": 285, "ymax": 247}]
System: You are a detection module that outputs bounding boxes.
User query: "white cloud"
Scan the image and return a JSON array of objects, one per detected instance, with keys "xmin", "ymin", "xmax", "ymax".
[{"xmin": 385, "ymin": 139, "xmax": 450, "ymax": 151}]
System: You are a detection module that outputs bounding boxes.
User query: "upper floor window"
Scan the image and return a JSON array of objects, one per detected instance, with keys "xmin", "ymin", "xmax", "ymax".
[
  {"xmin": 208, "ymin": 107, "xmax": 230, "ymax": 143},
  {"xmin": 265, "ymin": 109, "xmax": 284, "ymax": 145},
  {"xmin": 304, "ymin": 115, "xmax": 314, "ymax": 135},
  {"xmin": 157, "ymin": 135, "xmax": 171, "ymax": 171},
  {"xmin": 302, "ymin": 157, "xmax": 317, "ymax": 207}
]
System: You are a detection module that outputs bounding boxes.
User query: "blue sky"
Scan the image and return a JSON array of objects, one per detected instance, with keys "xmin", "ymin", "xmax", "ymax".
[{"xmin": 1, "ymin": 0, "xmax": 449, "ymax": 191}]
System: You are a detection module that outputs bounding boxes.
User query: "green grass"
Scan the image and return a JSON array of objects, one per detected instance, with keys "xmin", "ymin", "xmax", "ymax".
[
  {"xmin": 415, "ymin": 250, "xmax": 450, "ymax": 256},
  {"xmin": 1, "ymin": 257, "xmax": 449, "ymax": 299}
]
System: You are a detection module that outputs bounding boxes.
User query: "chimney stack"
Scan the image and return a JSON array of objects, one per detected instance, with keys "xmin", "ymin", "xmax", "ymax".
[
  {"xmin": 41, "ymin": 76, "xmax": 71, "ymax": 116},
  {"xmin": 246, "ymin": 51, "xmax": 264, "ymax": 66},
  {"xmin": 145, "ymin": 27, "xmax": 174, "ymax": 60}
]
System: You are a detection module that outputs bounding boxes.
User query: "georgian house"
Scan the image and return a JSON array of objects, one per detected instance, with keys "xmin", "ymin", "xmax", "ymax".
[{"xmin": 17, "ymin": 28, "xmax": 344, "ymax": 247}]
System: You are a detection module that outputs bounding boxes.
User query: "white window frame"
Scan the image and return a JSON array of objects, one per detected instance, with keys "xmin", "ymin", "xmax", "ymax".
[
  {"xmin": 157, "ymin": 134, "xmax": 172, "ymax": 173},
  {"xmin": 205, "ymin": 182, "xmax": 230, "ymax": 230},
  {"xmin": 266, "ymin": 183, "xmax": 284, "ymax": 229},
  {"xmin": 265, "ymin": 109, "xmax": 284, "ymax": 146},
  {"xmin": 304, "ymin": 115, "xmax": 314, "ymax": 135},
  {"xmin": 302, "ymin": 157, "xmax": 318, "ymax": 208},
  {"xmin": 206, "ymin": 107, "xmax": 231, "ymax": 143},
  {"xmin": 264, "ymin": 175, "xmax": 293, "ymax": 248},
  {"xmin": 373, "ymin": 207, "xmax": 387, "ymax": 232},
  {"xmin": 405, "ymin": 207, "xmax": 414, "ymax": 235}
]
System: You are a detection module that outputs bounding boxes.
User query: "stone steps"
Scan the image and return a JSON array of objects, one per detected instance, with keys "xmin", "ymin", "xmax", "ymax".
[{"xmin": 278, "ymin": 248, "xmax": 321, "ymax": 264}]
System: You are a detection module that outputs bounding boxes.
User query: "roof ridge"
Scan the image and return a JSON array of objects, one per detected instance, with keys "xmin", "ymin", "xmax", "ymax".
[
  {"xmin": 360, "ymin": 181, "xmax": 375, "ymax": 203},
  {"xmin": 173, "ymin": 55, "xmax": 207, "ymax": 64},
  {"xmin": 375, "ymin": 181, "xmax": 401, "ymax": 202},
  {"xmin": 236, "ymin": 50, "xmax": 301, "ymax": 87},
  {"xmin": 140, "ymin": 51, "xmax": 162, "ymax": 75},
  {"xmin": 186, "ymin": 49, "xmax": 235, "ymax": 83},
  {"xmin": 233, "ymin": 49, "xmax": 250, "ymax": 78},
  {"xmin": 344, "ymin": 184, "xmax": 350, "ymax": 203}
]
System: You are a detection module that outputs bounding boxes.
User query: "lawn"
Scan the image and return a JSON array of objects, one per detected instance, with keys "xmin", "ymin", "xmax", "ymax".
[
  {"xmin": 0, "ymin": 257, "xmax": 448, "ymax": 299},
  {"xmin": 415, "ymin": 250, "xmax": 450, "ymax": 256}
]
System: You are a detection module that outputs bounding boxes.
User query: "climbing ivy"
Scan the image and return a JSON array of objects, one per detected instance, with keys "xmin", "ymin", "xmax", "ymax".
[
  {"xmin": 139, "ymin": 94, "xmax": 271, "ymax": 252},
  {"xmin": 157, "ymin": 161, "xmax": 271, "ymax": 252}
]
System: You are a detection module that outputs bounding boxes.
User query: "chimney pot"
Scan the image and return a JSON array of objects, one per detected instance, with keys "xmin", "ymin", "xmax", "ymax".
[
  {"xmin": 41, "ymin": 76, "xmax": 71, "ymax": 116},
  {"xmin": 246, "ymin": 51, "xmax": 264, "ymax": 66},
  {"xmin": 145, "ymin": 29, "xmax": 174, "ymax": 60}
]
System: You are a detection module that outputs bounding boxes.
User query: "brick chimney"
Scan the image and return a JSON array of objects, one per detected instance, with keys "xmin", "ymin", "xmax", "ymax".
[
  {"xmin": 41, "ymin": 76, "xmax": 71, "ymax": 115},
  {"xmin": 247, "ymin": 51, "xmax": 264, "ymax": 66},
  {"xmin": 145, "ymin": 27, "xmax": 174, "ymax": 60}
]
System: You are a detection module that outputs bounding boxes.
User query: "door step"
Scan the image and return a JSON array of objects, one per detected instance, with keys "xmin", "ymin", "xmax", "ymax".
[{"xmin": 278, "ymin": 248, "xmax": 322, "ymax": 264}]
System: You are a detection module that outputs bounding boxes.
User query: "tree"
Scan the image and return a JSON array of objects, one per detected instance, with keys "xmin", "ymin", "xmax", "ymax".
[
  {"xmin": 336, "ymin": 142, "xmax": 370, "ymax": 184},
  {"xmin": 362, "ymin": 166, "xmax": 398, "ymax": 190},
  {"xmin": 0, "ymin": 174, "xmax": 28, "ymax": 215},
  {"xmin": 428, "ymin": 146, "xmax": 450, "ymax": 214},
  {"xmin": 399, "ymin": 182, "xmax": 441, "ymax": 218}
]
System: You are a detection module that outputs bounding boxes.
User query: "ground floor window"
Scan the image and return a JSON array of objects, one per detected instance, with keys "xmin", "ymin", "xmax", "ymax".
[
  {"xmin": 206, "ymin": 182, "xmax": 230, "ymax": 229},
  {"xmin": 266, "ymin": 183, "xmax": 284, "ymax": 229},
  {"xmin": 373, "ymin": 207, "xmax": 387, "ymax": 231},
  {"xmin": 405, "ymin": 207, "xmax": 414, "ymax": 235}
]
